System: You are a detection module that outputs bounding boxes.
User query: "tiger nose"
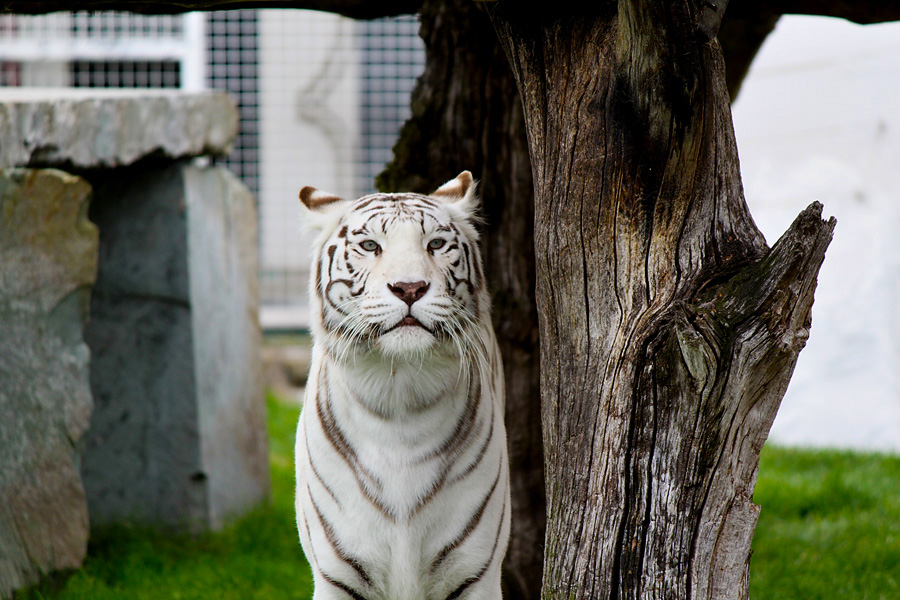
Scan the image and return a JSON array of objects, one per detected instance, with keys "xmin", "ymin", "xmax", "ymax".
[{"xmin": 388, "ymin": 281, "xmax": 430, "ymax": 306}]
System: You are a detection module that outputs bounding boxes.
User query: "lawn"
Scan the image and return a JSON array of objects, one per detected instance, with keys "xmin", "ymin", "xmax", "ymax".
[
  {"xmin": 19, "ymin": 393, "xmax": 900, "ymax": 599},
  {"xmin": 20, "ymin": 393, "xmax": 312, "ymax": 600},
  {"xmin": 750, "ymin": 446, "xmax": 900, "ymax": 599}
]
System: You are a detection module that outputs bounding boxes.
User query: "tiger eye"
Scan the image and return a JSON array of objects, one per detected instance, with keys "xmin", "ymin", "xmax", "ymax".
[
  {"xmin": 427, "ymin": 238, "xmax": 446, "ymax": 251},
  {"xmin": 360, "ymin": 239, "xmax": 380, "ymax": 252}
]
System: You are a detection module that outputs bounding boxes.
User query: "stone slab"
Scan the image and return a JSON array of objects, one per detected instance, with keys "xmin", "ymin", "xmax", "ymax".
[
  {"xmin": 0, "ymin": 169, "xmax": 97, "ymax": 598},
  {"xmin": 0, "ymin": 89, "xmax": 237, "ymax": 169},
  {"xmin": 82, "ymin": 160, "xmax": 268, "ymax": 531},
  {"xmin": 183, "ymin": 166, "xmax": 269, "ymax": 528}
]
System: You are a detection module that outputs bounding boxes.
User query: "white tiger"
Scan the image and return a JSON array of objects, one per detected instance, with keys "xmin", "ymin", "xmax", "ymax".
[{"xmin": 294, "ymin": 171, "xmax": 511, "ymax": 600}]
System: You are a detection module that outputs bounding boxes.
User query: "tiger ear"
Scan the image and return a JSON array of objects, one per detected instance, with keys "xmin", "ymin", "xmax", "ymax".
[
  {"xmin": 299, "ymin": 186, "xmax": 345, "ymax": 210},
  {"xmin": 432, "ymin": 171, "xmax": 475, "ymax": 202},
  {"xmin": 431, "ymin": 171, "xmax": 479, "ymax": 218},
  {"xmin": 298, "ymin": 186, "xmax": 350, "ymax": 232}
]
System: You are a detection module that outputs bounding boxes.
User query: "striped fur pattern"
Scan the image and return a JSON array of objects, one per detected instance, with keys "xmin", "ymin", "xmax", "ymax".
[{"xmin": 295, "ymin": 172, "xmax": 510, "ymax": 600}]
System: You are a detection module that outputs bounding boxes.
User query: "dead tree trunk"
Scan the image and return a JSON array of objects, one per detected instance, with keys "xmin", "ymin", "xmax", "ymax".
[
  {"xmin": 377, "ymin": 2, "xmax": 543, "ymax": 598},
  {"xmin": 486, "ymin": 1, "xmax": 834, "ymax": 599}
]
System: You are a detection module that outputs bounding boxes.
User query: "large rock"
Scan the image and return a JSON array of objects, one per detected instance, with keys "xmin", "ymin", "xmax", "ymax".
[
  {"xmin": 0, "ymin": 89, "xmax": 237, "ymax": 169},
  {"xmin": 82, "ymin": 160, "xmax": 268, "ymax": 531},
  {"xmin": 0, "ymin": 90, "xmax": 265, "ymax": 597},
  {"xmin": 0, "ymin": 169, "xmax": 97, "ymax": 598}
]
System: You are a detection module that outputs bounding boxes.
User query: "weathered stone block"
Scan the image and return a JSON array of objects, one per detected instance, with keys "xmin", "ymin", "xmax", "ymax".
[
  {"xmin": 82, "ymin": 160, "xmax": 268, "ymax": 531},
  {"xmin": 0, "ymin": 89, "xmax": 237, "ymax": 170},
  {"xmin": 0, "ymin": 169, "xmax": 97, "ymax": 598},
  {"xmin": 183, "ymin": 166, "xmax": 269, "ymax": 528}
]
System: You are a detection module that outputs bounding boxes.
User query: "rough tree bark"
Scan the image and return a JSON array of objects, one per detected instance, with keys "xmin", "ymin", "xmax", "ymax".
[
  {"xmin": 377, "ymin": 2, "xmax": 543, "ymax": 598},
  {"xmin": 485, "ymin": 1, "xmax": 834, "ymax": 599}
]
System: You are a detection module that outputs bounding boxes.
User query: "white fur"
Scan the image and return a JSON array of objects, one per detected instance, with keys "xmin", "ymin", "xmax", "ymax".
[{"xmin": 295, "ymin": 173, "xmax": 510, "ymax": 600}]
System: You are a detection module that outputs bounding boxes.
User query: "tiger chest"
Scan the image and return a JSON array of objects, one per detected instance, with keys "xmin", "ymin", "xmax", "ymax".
[
  {"xmin": 300, "ymin": 373, "xmax": 504, "ymax": 596},
  {"xmin": 308, "ymin": 375, "xmax": 493, "ymax": 519}
]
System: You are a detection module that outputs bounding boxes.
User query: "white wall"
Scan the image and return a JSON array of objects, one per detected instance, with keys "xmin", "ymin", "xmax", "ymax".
[
  {"xmin": 732, "ymin": 16, "xmax": 900, "ymax": 452},
  {"xmin": 258, "ymin": 10, "xmax": 360, "ymax": 327}
]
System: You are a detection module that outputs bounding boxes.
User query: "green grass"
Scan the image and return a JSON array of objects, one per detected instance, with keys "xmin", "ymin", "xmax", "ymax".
[
  {"xmin": 751, "ymin": 446, "xmax": 900, "ymax": 599},
  {"xmin": 20, "ymin": 395, "xmax": 900, "ymax": 599},
  {"xmin": 21, "ymin": 393, "xmax": 312, "ymax": 600}
]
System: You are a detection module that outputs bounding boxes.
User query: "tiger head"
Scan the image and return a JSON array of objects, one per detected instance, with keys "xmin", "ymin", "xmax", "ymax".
[{"xmin": 299, "ymin": 172, "xmax": 490, "ymax": 362}]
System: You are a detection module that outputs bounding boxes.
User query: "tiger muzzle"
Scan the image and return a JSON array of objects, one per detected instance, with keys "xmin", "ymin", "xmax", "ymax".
[{"xmin": 388, "ymin": 281, "xmax": 430, "ymax": 306}]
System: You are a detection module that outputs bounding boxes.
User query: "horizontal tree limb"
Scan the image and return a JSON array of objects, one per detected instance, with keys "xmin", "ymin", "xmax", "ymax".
[
  {"xmin": 5, "ymin": 0, "xmax": 900, "ymax": 25},
  {"xmin": 1, "ymin": 0, "xmax": 425, "ymax": 19},
  {"xmin": 728, "ymin": 0, "xmax": 900, "ymax": 25}
]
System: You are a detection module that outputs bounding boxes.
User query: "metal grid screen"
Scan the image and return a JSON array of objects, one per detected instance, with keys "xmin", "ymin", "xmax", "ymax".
[
  {"xmin": 252, "ymin": 11, "xmax": 425, "ymax": 327},
  {"xmin": 71, "ymin": 60, "xmax": 181, "ymax": 88},
  {"xmin": 0, "ymin": 12, "xmax": 202, "ymax": 88},
  {"xmin": 67, "ymin": 12, "xmax": 184, "ymax": 38},
  {"xmin": 207, "ymin": 10, "xmax": 261, "ymax": 197},
  {"xmin": 356, "ymin": 16, "xmax": 425, "ymax": 197},
  {"xmin": 0, "ymin": 10, "xmax": 425, "ymax": 328}
]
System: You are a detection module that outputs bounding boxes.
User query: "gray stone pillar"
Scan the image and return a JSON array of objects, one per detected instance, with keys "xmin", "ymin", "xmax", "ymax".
[
  {"xmin": 83, "ymin": 161, "xmax": 267, "ymax": 531},
  {"xmin": 0, "ymin": 90, "xmax": 268, "ymax": 595},
  {"xmin": 0, "ymin": 169, "xmax": 97, "ymax": 598}
]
